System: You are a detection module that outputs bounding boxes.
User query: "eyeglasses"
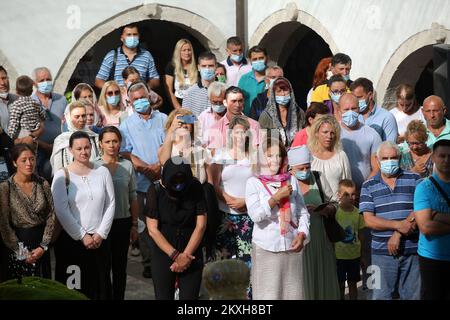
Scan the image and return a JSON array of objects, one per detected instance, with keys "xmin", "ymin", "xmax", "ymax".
[
  {"xmin": 106, "ymin": 90, "xmax": 120, "ymax": 97},
  {"xmin": 407, "ymin": 141, "xmax": 424, "ymax": 146},
  {"xmin": 330, "ymin": 89, "xmax": 346, "ymax": 95}
]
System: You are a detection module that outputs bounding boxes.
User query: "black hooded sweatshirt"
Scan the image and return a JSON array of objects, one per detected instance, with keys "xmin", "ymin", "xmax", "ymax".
[{"xmin": 146, "ymin": 158, "xmax": 206, "ymax": 254}]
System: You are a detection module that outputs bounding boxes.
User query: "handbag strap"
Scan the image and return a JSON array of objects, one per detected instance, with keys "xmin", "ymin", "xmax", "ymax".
[
  {"xmin": 429, "ymin": 176, "xmax": 450, "ymax": 207},
  {"xmin": 63, "ymin": 167, "xmax": 70, "ymax": 195}
]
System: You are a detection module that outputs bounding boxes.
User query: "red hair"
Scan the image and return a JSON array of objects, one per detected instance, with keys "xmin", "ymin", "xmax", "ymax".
[{"xmin": 312, "ymin": 57, "xmax": 332, "ymax": 89}]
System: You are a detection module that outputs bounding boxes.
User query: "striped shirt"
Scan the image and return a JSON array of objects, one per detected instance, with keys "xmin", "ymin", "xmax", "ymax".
[
  {"xmin": 181, "ymin": 80, "xmax": 210, "ymax": 117},
  {"xmin": 96, "ymin": 46, "xmax": 159, "ymax": 87},
  {"xmin": 360, "ymin": 170, "xmax": 422, "ymax": 255},
  {"xmin": 8, "ymin": 96, "xmax": 45, "ymax": 139}
]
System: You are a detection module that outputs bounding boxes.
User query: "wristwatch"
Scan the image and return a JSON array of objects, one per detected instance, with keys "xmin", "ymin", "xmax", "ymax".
[{"xmin": 40, "ymin": 244, "xmax": 48, "ymax": 252}]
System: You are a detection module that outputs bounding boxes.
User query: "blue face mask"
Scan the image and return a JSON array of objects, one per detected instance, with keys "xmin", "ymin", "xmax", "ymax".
[
  {"xmin": 107, "ymin": 95, "xmax": 120, "ymax": 106},
  {"xmin": 380, "ymin": 159, "xmax": 400, "ymax": 176},
  {"xmin": 252, "ymin": 60, "xmax": 266, "ymax": 72},
  {"xmin": 124, "ymin": 36, "xmax": 139, "ymax": 49},
  {"xmin": 342, "ymin": 110, "xmax": 359, "ymax": 128},
  {"xmin": 330, "ymin": 93, "xmax": 341, "ymax": 104},
  {"xmin": 359, "ymin": 99, "xmax": 368, "ymax": 113},
  {"xmin": 275, "ymin": 95, "xmax": 291, "ymax": 105},
  {"xmin": 37, "ymin": 81, "xmax": 53, "ymax": 94},
  {"xmin": 133, "ymin": 98, "xmax": 150, "ymax": 113},
  {"xmin": 230, "ymin": 54, "xmax": 243, "ymax": 63},
  {"xmin": 295, "ymin": 170, "xmax": 311, "ymax": 181},
  {"xmin": 342, "ymin": 74, "xmax": 350, "ymax": 82},
  {"xmin": 200, "ymin": 68, "xmax": 215, "ymax": 81},
  {"xmin": 211, "ymin": 104, "xmax": 226, "ymax": 114},
  {"xmin": 172, "ymin": 183, "xmax": 186, "ymax": 192}
]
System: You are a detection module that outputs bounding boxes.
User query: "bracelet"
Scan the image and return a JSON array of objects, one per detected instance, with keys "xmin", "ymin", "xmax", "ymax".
[{"xmin": 169, "ymin": 249, "xmax": 179, "ymax": 261}]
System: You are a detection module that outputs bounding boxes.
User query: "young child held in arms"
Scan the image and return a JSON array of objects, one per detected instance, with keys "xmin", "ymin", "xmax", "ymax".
[{"xmin": 335, "ymin": 179, "xmax": 365, "ymax": 300}]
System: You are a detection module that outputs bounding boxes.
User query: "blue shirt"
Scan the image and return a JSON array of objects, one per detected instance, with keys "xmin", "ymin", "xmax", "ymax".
[
  {"xmin": 96, "ymin": 46, "xmax": 159, "ymax": 87},
  {"xmin": 414, "ymin": 173, "xmax": 450, "ymax": 261},
  {"xmin": 358, "ymin": 105, "xmax": 398, "ymax": 142},
  {"xmin": 360, "ymin": 170, "xmax": 422, "ymax": 255},
  {"xmin": 119, "ymin": 110, "xmax": 167, "ymax": 192},
  {"xmin": 31, "ymin": 93, "xmax": 67, "ymax": 144},
  {"xmin": 340, "ymin": 123, "xmax": 382, "ymax": 190},
  {"xmin": 238, "ymin": 70, "xmax": 265, "ymax": 116}
]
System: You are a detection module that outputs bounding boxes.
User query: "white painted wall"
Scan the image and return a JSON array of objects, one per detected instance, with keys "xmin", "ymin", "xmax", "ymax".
[
  {"xmin": 0, "ymin": 0, "xmax": 236, "ymax": 82},
  {"xmin": 247, "ymin": 0, "xmax": 450, "ymax": 101},
  {"xmin": 1, "ymin": 0, "xmax": 449, "ymax": 102}
]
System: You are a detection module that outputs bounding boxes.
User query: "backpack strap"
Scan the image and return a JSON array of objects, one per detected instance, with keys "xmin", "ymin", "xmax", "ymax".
[
  {"xmin": 312, "ymin": 171, "xmax": 325, "ymax": 203},
  {"xmin": 108, "ymin": 48, "xmax": 118, "ymax": 81},
  {"xmin": 429, "ymin": 176, "xmax": 450, "ymax": 208}
]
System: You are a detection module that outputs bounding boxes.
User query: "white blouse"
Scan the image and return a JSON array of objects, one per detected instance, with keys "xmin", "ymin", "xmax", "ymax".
[
  {"xmin": 51, "ymin": 165, "xmax": 115, "ymax": 241},
  {"xmin": 245, "ymin": 176, "xmax": 310, "ymax": 252},
  {"xmin": 311, "ymin": 149, "xmax": 352, "ymax": 198},
  {"xmin": 213, "ymin": 148, "xmax": 253, "ymax": 214}
]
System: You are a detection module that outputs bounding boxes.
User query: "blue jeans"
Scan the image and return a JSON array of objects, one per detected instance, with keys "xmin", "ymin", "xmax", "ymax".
[{"xmin": 371, "ymin": 254, "xmax": 420, "ymax": 300}]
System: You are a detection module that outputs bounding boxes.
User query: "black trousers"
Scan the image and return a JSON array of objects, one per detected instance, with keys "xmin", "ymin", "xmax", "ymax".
[
  {"xmin": 151, "ymin": 242, "xmax": 203, "ymax": 300},
  {"xmin": 419, "ymin": 255, "xmax": 450, "ymax": 300},
  {"xmin": 109, "ymin": 217, "xmax": 131, "ymax": 300},
  {"xmin": 54, "ymin": 230, "xmax": 112, "ymax": 300}
]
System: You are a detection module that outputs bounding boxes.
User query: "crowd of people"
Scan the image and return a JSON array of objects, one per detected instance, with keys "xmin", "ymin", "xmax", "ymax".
[{"xmin": 0, "ymin": 23, "xmax": 449, "ymax": 300}]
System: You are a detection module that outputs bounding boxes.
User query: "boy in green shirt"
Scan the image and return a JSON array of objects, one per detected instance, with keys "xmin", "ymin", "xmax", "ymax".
[{"xmin": 335, "ymin": 179, "xmax": 365, "ymax": 300}]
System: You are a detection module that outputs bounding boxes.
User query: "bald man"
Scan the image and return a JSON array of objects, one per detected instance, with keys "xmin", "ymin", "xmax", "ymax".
[
  {"xmin": 422, "ymin": 95, "xmax": 450, "ymax": 148},
  {"xmin": 339, "ymin": 93, "xmax": 382, "ymax": 191}
]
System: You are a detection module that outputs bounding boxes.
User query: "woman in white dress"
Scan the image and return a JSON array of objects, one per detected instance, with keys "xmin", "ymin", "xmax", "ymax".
[
  {"xmin": 246, "ymin": 137, "xmax": 310, "ymax": 300},
  {"xmin": 308, "ymin": 115, "xmax": 352, "ymax": 198}
]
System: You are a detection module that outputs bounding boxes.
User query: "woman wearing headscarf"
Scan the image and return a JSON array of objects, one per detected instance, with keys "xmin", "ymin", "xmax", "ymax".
[
  {"xmin": 288, "ymin": 145, "xmax": 341, "ymax": 300},
  {"xmin": 146, "ymin": 157, "xmax": 207, "ymax": 300},
  {"xmin": 258, "ymin": 77, "xmax": 305, "ymax": 147},
  {"xmin": 50, "ymin": 101, "xmax": 100, "ymax": 174},
  {"xmin": 64, "ymin": 83, "xmax": 104, "ymax": 131}
]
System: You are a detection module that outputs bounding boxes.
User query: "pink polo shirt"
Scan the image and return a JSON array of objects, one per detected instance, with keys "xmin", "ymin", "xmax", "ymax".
[
  {"xmin": 206, "ymin": 113, "xmax": 261, "ymax": 149},
  {"xmin": 198, "ymin": 108, "xmax": 224, "ymax": 145},
  {"xmin": 221, "ymin": 57, "xmax": 252, "ymax": 87}
]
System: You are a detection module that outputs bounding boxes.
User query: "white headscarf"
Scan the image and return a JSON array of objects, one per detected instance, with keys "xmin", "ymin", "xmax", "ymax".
[
  {"xmin": 288, "ymin": 145, "xmax": 311, "ymax": 166},
  {"xmin": 50, "ymin": 101, "xmax": 99, "ymax": 174}
]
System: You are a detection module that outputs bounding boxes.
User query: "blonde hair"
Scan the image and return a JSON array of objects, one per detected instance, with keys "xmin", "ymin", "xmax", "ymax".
[
  {"xmin": 171, "ymin": 39, "xmax": 198, "ymax": 86},
  {"xmin": 165, "ymin": 108, "xmax": 193, "ymax": 131},
  {"xmin": 98, "ymin": 80, "xmax": 123, "ymax": 114},
  {"xmin": 405, "ymin": 119, "xmax": 428, "ymax": 142},
  {"xmin": 69, "ymin": 100, "xmax": 86, "ymax": 113},
  {"xmin": 307, "ymin": 115, "xmax": 341, "ymax": 153}
]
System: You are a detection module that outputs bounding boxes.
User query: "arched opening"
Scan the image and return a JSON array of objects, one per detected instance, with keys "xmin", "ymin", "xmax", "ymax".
[
  {"xmin": 54, "ymin": 3, "xmax": 227, "ymax": 113},
  {"xmin": 383, "ymin": 45, "xmax": 434, "ymax": 109},
  {"xmin": 258, "ymin": 22, "xmax": 332, "ymax": 109},
  {"xmin": 67, "ymin": 20, "xmax": 207, "ymax": 114}
]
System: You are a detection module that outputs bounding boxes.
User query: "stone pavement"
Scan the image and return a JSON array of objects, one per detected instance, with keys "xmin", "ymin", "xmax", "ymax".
[{"xmin": 50, "ymin": 247, "xmax": 369, "ymax": 300}]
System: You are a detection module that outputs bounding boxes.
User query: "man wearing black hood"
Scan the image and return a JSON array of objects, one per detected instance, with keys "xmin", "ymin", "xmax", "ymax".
[{"xmin": 146, "ymin": 157, "xmax": 207, "ymax": 300}]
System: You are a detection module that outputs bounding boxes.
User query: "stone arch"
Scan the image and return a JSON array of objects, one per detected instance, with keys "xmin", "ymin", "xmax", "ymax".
[
  {"xmin": 54, "ymin": 3, "xmax": 227, "ymax": 93},
  {"xmin": 377, "ymin": 25, "xmax": 450, "ymax": 109},
  {"xmin": 249, "ymin": 2, "xmax": 339, "ymax": 58},
  {"xmin": 249, "ymin": 3, "xmax": 337, "ymax": 107}
]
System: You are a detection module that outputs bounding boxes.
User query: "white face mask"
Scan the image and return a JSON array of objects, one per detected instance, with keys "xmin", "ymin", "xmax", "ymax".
[{"xmin": 326, "ymin": 70, "xmax": 333, "ymax": 80}]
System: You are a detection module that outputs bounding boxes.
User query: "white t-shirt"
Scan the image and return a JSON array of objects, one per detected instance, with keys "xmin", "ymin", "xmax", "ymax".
[
  {"xmin": 213, "ymin": 148, "xmax": 253, "ymax": 214},
  {"xmin": 389, "ymin": 107, "xmax": 425, "ymax": 136}
]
